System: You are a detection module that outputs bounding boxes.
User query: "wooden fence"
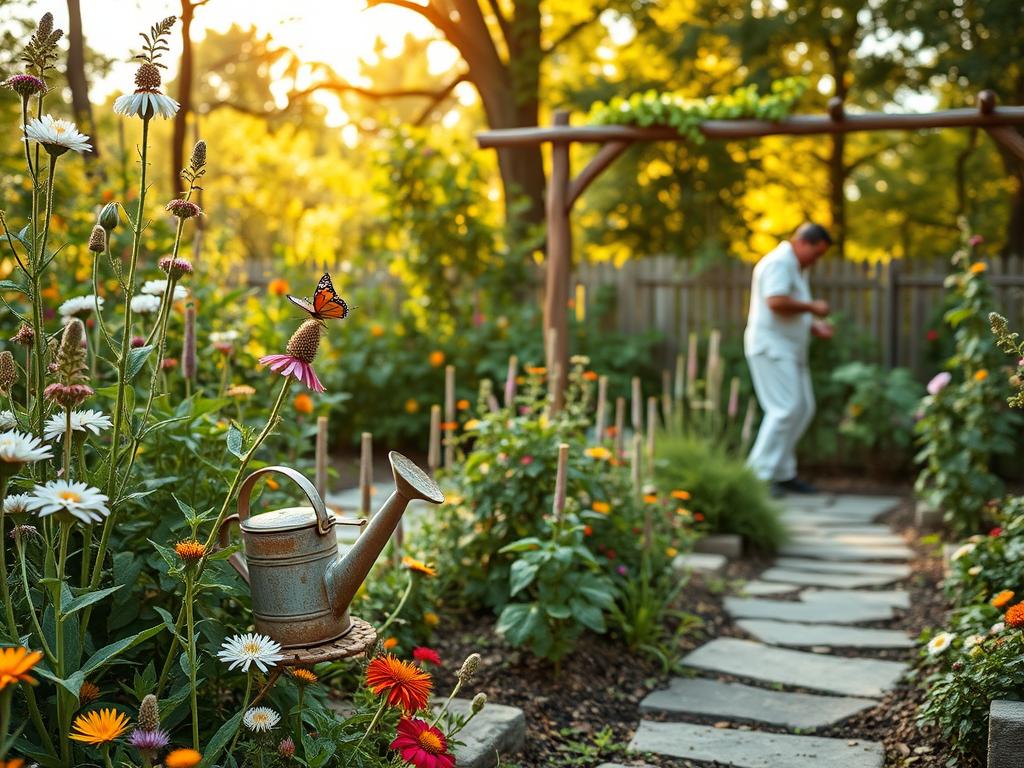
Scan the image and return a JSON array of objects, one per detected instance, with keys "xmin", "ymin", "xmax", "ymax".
[{"xmin": 574, "ymin": 254, "xmax": 1024, "ymax": 376}]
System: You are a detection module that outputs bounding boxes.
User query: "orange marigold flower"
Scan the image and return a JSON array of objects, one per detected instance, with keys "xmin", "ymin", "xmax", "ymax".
[
  {"xmin": 293, "ymin": 393, "xmax": 314, "ymax": 415},
  {"xmin": 969, "ymin": 262, "xmax": 987, "ymax": 274},
  {"xmin": 0, "ymin": 647, "xmax": 42, "ymax": 690},
  {"xmin": 974, "ymin": 369, "xmax": 989, "ymax": 382},
  {"xmin": 290, "ymin": 668, "xmax": 318, "ymax": 685},
  {"xmin": 164, "ymin": 748, "xmax": 203, "ymax": 768},
  {"xmin": 605, "ymin": 426, "xmax": 619, "ymax": 437},
  {"xmin": 524, "ymin": 366, "xmax": 546, "ymax": 376},
  {"xmin": 1, "ymin": 759, "xmax": 26, "ymax": 768},
  {"xmin": 693, "ymin": 512, "xmax": 705, "ymax": 522},
  {"xmin": 440, "ymin": 421, "xmax": 459, "ymax": 431},
  {"xmin": 405, "ymin": 399, "xmax": 420, "ymax": 414},
  {"xmin": 582, "ymin": 371, "xmax": 599, "ymax": 381},
  {"xmin": 642, "ymin": 493, "xmax": 658, "ymax": 504},
  {"xmin": 366, "ymin": 654, "xmax": 432, "ymax": 712},
  {"xmin": 265, "ymin": 476, "xmax": 280, "ymax": 491},
  {"xmin": 383, "ymin": 637, "xmax": 399, "ymax": 650},
  {"xmin": 402, "ymin": 556, "xmax": 437, "ymax": 577},
  {"xmin": 369, "ymin": 324, "xmax": 385, "ymax": 338},
  {"xmin": 671, "ymin": 489, "xmax": 691, "ymax": 501},
  {"xmin": 592, "ymin": 501, "xmax": 611, "ymax": 514},
  {"xmin": 428, "ymin": 351, "xmax": 445, "ymax": 368},
  {"xmin": 665, "ymin": 546, "xmax": 678, "ymax": 558},
  {"xmin": 456, "ymin": 399, "xmax": 470, "ymax": 411},
  {"xmin": 174, "ymin": 539, "xmax": 206, "ymax": 564},
  {"xmin": 69, "ymin": 707, "xmax": 130, "ymax": 745},
  {"xmin": 992, "ymin": 590, "xmax": 1015, "ymax": 609},
  {"xmin": 422, "ymin": 611, "xmax": 440, "ymax": 627},
  {"xmin": 1007, "ymin": 603, "xmax": 1024, "ymax": 628},
  {"xmin": 78, "ymin": 680, "xmax": 100, "ymax": 705},
  {"xmin": 268, "ymin": 278, "xmax": 290, "ymax": 296},
  {"xmin": 584, "ymin": 446, "xmax": 612, "ymax": 461}
]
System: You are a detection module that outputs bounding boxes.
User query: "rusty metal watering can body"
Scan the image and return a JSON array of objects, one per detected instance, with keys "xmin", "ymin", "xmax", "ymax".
[{"xmin": 220, "ymin": 452, "xmax": 444, "ymax": 648}]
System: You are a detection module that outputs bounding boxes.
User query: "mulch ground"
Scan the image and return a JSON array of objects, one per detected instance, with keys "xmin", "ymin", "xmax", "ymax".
[{"xmin": 427, "ymin": 483, "xmax": 955, "ymax": 768}]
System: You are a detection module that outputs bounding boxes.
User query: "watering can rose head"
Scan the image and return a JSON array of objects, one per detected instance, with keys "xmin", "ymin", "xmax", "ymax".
[{"xmin": 221, "ymin": 453, "xmax": 444, "ymax": 648}]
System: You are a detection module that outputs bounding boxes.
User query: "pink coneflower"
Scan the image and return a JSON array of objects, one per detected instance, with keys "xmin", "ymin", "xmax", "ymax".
[
  {"xmin": 412, "ymin": 647, "xmax": 441, "ymax": 666},
  {"xmin": 520, "ymin": 455, "xmax": 534, "ymax": 466},
  {"xmin": 159, "ymin": 256, "xmax": 193, "ymax": 279},
  {"xmin": 259, "ymin": 319, "xmax": 326, "ymax": 393},
  {"xmin": 3, "ymin": 74, "xmax": 46, "ymax": 99},
  {"xmin": 927, "ymin": 371, "xmax": 951, "ymax": 396}
]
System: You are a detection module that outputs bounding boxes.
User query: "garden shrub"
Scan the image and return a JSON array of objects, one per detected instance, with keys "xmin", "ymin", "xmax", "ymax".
[
  {"xmin": 653, "ymin": 432, "xmax": 785, "ymax": 554},
  {"xmin": 914, "ymin": 231, "xmax": 1017, "ymax": 536}
]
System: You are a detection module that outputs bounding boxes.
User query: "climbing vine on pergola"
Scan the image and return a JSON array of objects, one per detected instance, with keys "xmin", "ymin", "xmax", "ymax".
[{"xmin": 476, "ymin": 92, "xmax": 1024, "ymax": 410}]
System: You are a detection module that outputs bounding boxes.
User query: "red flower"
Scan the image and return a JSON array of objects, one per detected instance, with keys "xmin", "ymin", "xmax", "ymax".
[
  {"xmin": 520, "ymin": 455, "xmax": 534, "ymax": 466},
  {"xmin": 693, "ymin": 512, "xmax": 705, "ymax": 522},
  {"xmin": 583, "ymin": 525, "xmax": 593, "ymax": 536},
  {"xmin": 412, "ymin": 647, "xmax": 441, "ymax": 666},
  {"xmin": 926, "ymin": 329, "xmax": 939, "ymax": 342},
  {"xmin": 390, "ymin": 717, "xmax": 455, "ymax": 768},
  {"xmin": 366, "ymin": 655, "xmax": 432, "ymax": 712},
  {"xmin": 990, "ymin": 527, "xmax": 1003, "ymax": 537}
]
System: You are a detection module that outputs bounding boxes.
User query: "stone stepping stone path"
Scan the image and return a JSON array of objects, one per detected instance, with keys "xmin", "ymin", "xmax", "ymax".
[{"xmin": 627, "ymin": 494, "xmax": 910, "ymax": 767}]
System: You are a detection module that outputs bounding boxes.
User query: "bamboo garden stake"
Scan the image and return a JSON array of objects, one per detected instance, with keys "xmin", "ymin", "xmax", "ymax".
[
  {"xmin": 631, "ymin": 376, "xmax": 642, "ymax": 433},
  {"xmin": 646, "ymin": 395, "xmax": 658, "ymax": 471},
  {"xmin": 594, "ymin": 374, "xmax": 608, "ymax": 442},
  {"xmin": 504, "ymin": 354, "xmax": 518, "ymax": 407},
  {"xmin": 444, "ymin": 364, "xmax": 455, "ymax": 468},
  {"xmin": 614, "ymin": 396, "xmax": 625, "ymax": 458},
  {"xmin": 359, "ymin": 431, "xmax": 373, "ymax": 517},
  {"xmin": 315, "ymin": 415, "xmax": 328, "ymax": 501},
  {"xmin": 552, "ymin": 442, "xmax": 569, "ymax": 524},
  {"xmin": 661, "ymin": 369, "xmax": 672, "ymax": 424},
  {"xmin": 428, "ymin": 404, "xmax": 441, "ymax": 472}
]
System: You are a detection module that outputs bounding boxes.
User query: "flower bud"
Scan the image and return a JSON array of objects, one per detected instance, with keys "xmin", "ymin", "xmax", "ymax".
[
  {"xmin": 88, "ymin": 225, "xmax": 106, "ymax": 253},
  {"xmin": 138, "ymin": 694, "xmax": 160, "ymax": 732},
  {"xmin": 98, "ymin": 202, "xmax": 120, "ymax": 232},
  {"xmin": 10, "ymin": 324, "xmax": 33, "ymax": 346},
  {"xmin": 190, "ymin": 140, "xmax": 207, "ymax": 172},
  {"xmin": 278, "ymin": 736, "xmax": 295, "ymax": 758},
  {"xmin": 457, "ymin": 652, "xmax": 480, "ymax": 684},
  {"xmin": 471, "ymin": 692, "xmax": 487, "ymax": 713},
  {"xmin": 0, "ymin": 351, "xmax": 17, "ymax": 395}
]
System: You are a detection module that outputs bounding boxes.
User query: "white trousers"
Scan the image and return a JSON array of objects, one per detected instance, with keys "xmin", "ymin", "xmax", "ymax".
[{"xmin": 745, "ymin": 353, "xmax": 815, "ymax": 482}]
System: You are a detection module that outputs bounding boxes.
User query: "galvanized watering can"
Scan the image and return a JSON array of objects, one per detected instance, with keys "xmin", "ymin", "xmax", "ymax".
[{"xmin": 219, "ymin": 452, "xmax": 445, "ymax": 648}]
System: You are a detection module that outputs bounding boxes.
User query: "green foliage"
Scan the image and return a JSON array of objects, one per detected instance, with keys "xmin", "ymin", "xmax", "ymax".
[
  {"xmin": 831, "ymin": 361, "xmax": 920, "ymax": 470},
  {"xmin": 914, "ymin": 231, "xmax": 1017, "ymax": 536},
  {"xmin": 654, "ymin": 432, "xmax": 785, "ymax": 554},
  {"xmin": 588, "ymin": 77, "xmax": 809, "ymax": 141}
]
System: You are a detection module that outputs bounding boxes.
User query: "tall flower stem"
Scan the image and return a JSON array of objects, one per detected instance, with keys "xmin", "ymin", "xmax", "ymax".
[
  {"xmin": 55, "ymin": 520, "xmax": 72, "ymax": 767},
  {"xmin": 85, "ymin": 117, "xmax": 151, "ymax": 629},
  {"xmin": 62, "ymin": 407, "xmax": 72, "ymax": 478},
  {"xmin": 0, "ymin": 472, "xmax": 16, "ymax": 640},
  {"xmin": 156, "ymin": 378, "xmax": 293, "ymax": 695},
  {"xmin": 227, "ymin": 672, "xmax": 254, "ymax": 754},
  {"xmin": 353, "ymin": 700, "xmax": 388, "ymax": 756},
  {"xmin": 15, "ymin": 537, "xmax": 54, "ymax": 664},
  {"xmin": 375, "ymin": 573, "xmax": 414, "ymax": 638},
  {"xmin": 184, "ymin": 572, "xmax": 199, "ymax": 749},
  {"xmin": 0, "ymin": 688, "xmax": 11, "ymax": 760},
  {"xmin": 30, "ymin": 157, "xmax": 59, "ymax": 443}
]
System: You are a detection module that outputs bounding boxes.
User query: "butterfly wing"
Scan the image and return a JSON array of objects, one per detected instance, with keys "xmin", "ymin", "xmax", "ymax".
[
  {"xmin": 286, "ymin": 294, "xmax": 317, "ymax": 316},
  {"xmin": 310, "ymin": 273, "xmax": 350, "ymax": 320}
]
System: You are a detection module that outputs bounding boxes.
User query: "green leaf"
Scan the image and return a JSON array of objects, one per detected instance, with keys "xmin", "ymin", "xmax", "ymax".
[
  {"xmin": 226, "ymin": 423, "xmax": 244, "ymax": 459},
  {"xmin": 79, "ymin": 623, "xmax": 165, "ymax": 678},
  {"xmin": 569, "ymin": 598, "xmax": 606, "ymax": 633},
  {"xmin": 62, "ymin": 585, "xmax": 122, "ymax": 617},
  {"xmin": 0, "ymin": 280, "xmax": 26, "ymax": 294},
  {"xmin": 495, "ymin": 603, "xmax": 533, "ymax": 645},
  {"xmin": 508, "ymin": 559, "xmax": 538, "ymax": 597},
  {"xmin": 200, "ymin": 711, "xmax": 242, "ymax": 767},
  {"xmin": 126, "ymin": 345, "xmax": 154, "ymax": 382}
]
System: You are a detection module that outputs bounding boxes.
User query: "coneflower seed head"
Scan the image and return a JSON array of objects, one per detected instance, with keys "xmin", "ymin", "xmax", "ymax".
[
  {"xmin": 134, "ymin": 62, "xmax": 161, "ymax": 91},
  {"xmin": 138, "ymin": 693, "xmax": 160, "ymax": 732},
  {"xmin": 190, "ymin": 140, "xmax": 207, "ymax": 171},
  {"xmin": 0, "ymin": 351, "xmax": 17, "ymax": 395},
  {"xmin": 10, "ymin": 323, "xmax": 33, "ymax": 346},
  {"xmin": 285, "ymin": 320, "xmax": 322, "ymax": 364},
  {"xmin": 457, "ymin": 653, "xmax": 480, "ymax": 684},
  {"xmin": 88, "ymin": 225, "xmax": 106, "ymax": 253}
]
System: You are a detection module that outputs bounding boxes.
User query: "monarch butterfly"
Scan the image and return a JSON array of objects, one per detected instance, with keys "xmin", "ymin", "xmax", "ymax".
[{"xmin": 286, "ymin": 273, "xmax": 351, "ymax": 322}]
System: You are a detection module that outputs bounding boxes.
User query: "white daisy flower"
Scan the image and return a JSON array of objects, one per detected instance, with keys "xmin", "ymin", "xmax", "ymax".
[
  {"xmin": 114, "ymin": 90, "xmax": 179, "ymax": 120},
  {"xmin": 3, "ymin": 493, "xmax": 34, "ymax": 516},
  {"xmin": 141, "ymin": 280, "xmax": 188, "ymax": 301},
  {"xmin": 243, "ymin": 706, "xmax": 280, "ymax": 732},
  {"xmin": 58, "ymin": 294, "xmax": 103, "ymax": 318},
  {"xmin": 23, "ymin": 114, "xmax": 92, "ymax": 155},
  {"xmin": 217, "ymin": 633, "xmax": 284, "ymax": 673},
  {"xmin": 130, "ymin": 294, "xmax": 162, "ymax": 314},
  {"xmin": 0, "ymin": 411, "xmax": 17, "ymax": 430},
  {"xmin": 27, "ymin": 480, "xmax": 109, "ymax": 525},
  {"xmin": 927, "ymin": 631, "xmax": 954, "ymax": 656},
  {"xmin": 209, "ymin": 330, "xmax": 240, "ymax": 345},
  {"xmin": 0, "ymin": 431, "xmax": 53, "ymax": 465},
  {"xmin": 951, "ymin": 543, "xmax": 976, "ymax": 561},
  {"xmin": 43, "ymin": 409, "xmax": 113, "ymax": 441},
  {"xmin": 968, "ymin": 565, "xmax": 983, "ymax": 576},
  {"xmin": 964, "ymin": 634, "xmax": 985, "ymax": 650},
  {"xmin": 991, "ymin": 622, "xmax": 1005, "ymax": 635}
]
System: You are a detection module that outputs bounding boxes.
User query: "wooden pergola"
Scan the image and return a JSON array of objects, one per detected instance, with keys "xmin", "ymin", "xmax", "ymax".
[{"xmin": 476, "ymin": 91, "xmax": 1024, "ymax": 409}]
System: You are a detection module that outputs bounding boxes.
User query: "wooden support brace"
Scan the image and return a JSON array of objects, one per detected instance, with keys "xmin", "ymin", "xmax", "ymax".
[
  {"xmin": 987, "ymin": 126, "xmax": 1024, "ymax": 163},
  {"xmin": 567, "ymin": 140, "xmax": 630, "ymax": 209}
]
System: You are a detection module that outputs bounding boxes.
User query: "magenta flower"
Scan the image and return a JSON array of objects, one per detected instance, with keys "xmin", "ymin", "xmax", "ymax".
[
  {"xmin": 259, "ymin": 319, "xmax": 326, "ymax": 393},
  {"xmin": 969, "ymin": 234, "xmax": 984, "ymax": 247},
  {"xmin": 926, "ymin": 371, "xmax": 952, "ymax": 396}
]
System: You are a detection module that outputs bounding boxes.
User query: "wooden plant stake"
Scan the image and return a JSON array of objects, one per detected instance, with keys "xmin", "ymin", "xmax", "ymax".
[
  {"xmin": 631, "ymin": 376, "xmax": 642, "ymax": 433},
  {"xmin": 428, "ymin": 405, "xmax": 441, "ymax": 473},
  {"xmin": 504, "ymin": 354, "xmax": 518, "ymax": 407},
  {"xmin": 631, "ymin": 433, "xmax": 643, "ymax": 497},
  {"xmin": 315, "ymin": 415, "xmax": 329, "ymax": 501},
  {"xmin": 674, "ymin": 353, "xmax": 685, "ymax": 404},
  {"xmin": 594, "ymin": 375, "xmax": 608, "ymax": 442},
  {"xmin": 727, "ymin": 376, "xmax": 741, "ymax": 421},
  {"xmin": 444, "ymin": 365, "xmax": 455, "ymax": 469},
  {"xmin": 740, "ymin": 397, "xmax": 758, "ymax": 456},
  {"xmin": 553, "ymin": 442, "xmax": 569, "ymax": 525},
  {"xmin": 359, "ymin": 432, "xmax": 373, "ymax": 517},
  {"xmin": 661, "ymin": 369, "xmax": 672, "ymax": 424},
  {"xmin": 613, "ymin": 396, "xmax": 625, "ymax": 459},
  {"xmin": 686, "ymin": 332, "xmax": 699, "ymax": 398},
  {"xmin": 646, "ymin": 395, "xmax": 658, "ymax": 471}
]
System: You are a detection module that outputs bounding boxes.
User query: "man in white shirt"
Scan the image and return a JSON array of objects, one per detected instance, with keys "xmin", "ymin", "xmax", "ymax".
[{"xmin": 744, "ymin": 223, "xmax": 834, "ymax": 497}]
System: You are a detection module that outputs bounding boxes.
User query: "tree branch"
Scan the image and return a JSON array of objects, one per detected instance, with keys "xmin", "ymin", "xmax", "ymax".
[
  {"xmin": 845, "ymin": 140, "xmax": 905, "ymax": 173},
  {"xmin": 542, "ymin": 10, "xmax": 603, "ymax": 55},
  {"xmin": 365, "ymin": 0, "xmax": 471, "ymax": 57},
  {"xmin": 289, "ymin": 80, "xmax": 467, "ymax": 101},
  {"xmin": 482, "ymin": 0, "xmax": 512, "ymax": 51},
  {"xmin": 412, "ymin": 72, "xmax": 470, "ymax": 125}
]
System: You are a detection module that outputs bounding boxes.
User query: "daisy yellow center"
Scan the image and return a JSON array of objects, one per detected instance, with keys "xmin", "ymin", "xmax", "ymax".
[
  {"xmin": 251, "ymin": 712, "xmax": 270, "ymax": 725},
  {"xmin": 54, "ymin": 124, "xmax": 67, "ymax": 135},
  {"xmin": 418, "ymin": 730, "xmax": 443, "ymax": 753},
  {"xmin": 59, "ymin": 490, "xmax": 81, "ymax": 503},
  {"xmin": 242, "ymin": 641, "xmax": 262, "ymax": 656}
]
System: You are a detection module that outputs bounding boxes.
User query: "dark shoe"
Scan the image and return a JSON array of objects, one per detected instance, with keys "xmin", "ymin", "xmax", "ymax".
[
  {"xmin": 776, "ymin": 477, "xmax": 818, "ymax": 495},
  {"xmin": 769, "ymin": 482, "xmax": 786, "ymax": 499}
]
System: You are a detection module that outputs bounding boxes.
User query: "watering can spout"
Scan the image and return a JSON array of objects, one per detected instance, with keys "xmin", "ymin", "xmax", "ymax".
[{"xmin": 326, "ymin": 451, "xmax": 445, "ymax": 618}]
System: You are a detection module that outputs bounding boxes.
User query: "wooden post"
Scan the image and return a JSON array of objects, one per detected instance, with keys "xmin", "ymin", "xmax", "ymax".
[
  {"xmin": 504, "ymin": 355, "xmax": 518, "ymax": 407},
  {"xmin": 661, "ymin": 369, "xmax": 672, "ymax": 424},
  {"xmin": 686, "ymin": 332, "xmax": 698, "ymax": 400},
  {"xmin": 359, "ymin": 432, "xmax": 372, "ymax": 517},
  {"xmin": 674, "ymin": 353, "xmax": 685, "ymax": 403},
  {"xmin": 740, "ymin": 397, "xmax": 757, "ymax": 455},
  {"xmin": 428, "ymin": 404, "xmax": 441, "ymax": 473},
  {"xmin": 631, "ymin": 376, "xmax": 642, "ymax": 433},
  {"xmin": 631, "ymin": 433, "xmax": 642, "ymax": 496},
  {"xmin": 885, "ymin": 259, "xmax": 901, "ymax": 369},
  {"xmin": 444, "ymin": 365, "xmax": 455, "ymax": 468},
  {"xmin": 552, "ymin": 442, "xmax": 569, "ymax": 524},
  {"xmin": 594, "ymin": 375, "xmax": 608, "ymax": 442},
  {"xmin": 646, "ymin": 395, "xmax": 658, "ymax": 469},
  {"xmin": 545, "ymin": 110, "xmax": 572, "ymax": 412},
  {"xmin": 315, "ymin": 415, "xmax": 329, "ymax": 501},
  {"xmin": 614, "ymin": 396, "xmax": 625, "ymax": 458},
  {"xmin": 727, "ymin": 377, "xmax": 741, "ymax": 421}
]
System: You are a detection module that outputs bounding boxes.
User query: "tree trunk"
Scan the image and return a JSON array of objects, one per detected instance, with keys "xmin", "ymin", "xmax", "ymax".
[
  {"xmin": 172, "ymin": 0, "xmax": 195, "ymax": 190},
  {"xmin": 65, "ymin": 0, "xmax": 98, "ymax": 161}
]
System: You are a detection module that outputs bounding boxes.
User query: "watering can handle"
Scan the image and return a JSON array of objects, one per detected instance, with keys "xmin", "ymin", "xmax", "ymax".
[
  {"xmin": 217, "ymin": 515, "xmax": 250, "ymax": 584},
  {"xmin": 237, "ymin": 465, "xmax": 334, "ymax": 536}
]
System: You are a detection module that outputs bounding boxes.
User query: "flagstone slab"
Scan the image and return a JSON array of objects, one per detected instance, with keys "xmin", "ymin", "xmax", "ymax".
[
  {"xmin": 801, "ymin": 589, "xmax": 910, "ymax": 610},
  {"xmin": 640, "ymin": 677, "xmax": 877, "ymax": 729},
  {"xmin": 785, "ymin": 524, "xmax": 895, "ymax": 537},
  {"xmin": 738, "ymin": 580, "xmax": 801, "ymax": 596},
  {"xmin": 683, "ymin": 638, "xmax": 906, "ymax": 697},
  {"xmin": 736, "ymin": 619, "xmax": 913, "ymax": 649},
  {"xmin": 778, "ymin": 542, "xmax": 913, "ymax": 561},
  {"xmin": 629, "ymin": 720, "xmax": 885, "ymax": 768},
  {"xmin": 759, "ymin": 567, "xmax": 903, "ymax": 589},
  {"xmin": 790, "ymin": 533, "xmax": 907, "ymax": 548},
  {"xmin": 673, "ymin": 552, "xmax": 728, "ymax": 576},
  {"xmin": 724, "ymin": 597, "xmax": 895, "ymax": 624},
  {"xmin": 775, "ymin": 558, "xmax": 911, "ymax": 578}
]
